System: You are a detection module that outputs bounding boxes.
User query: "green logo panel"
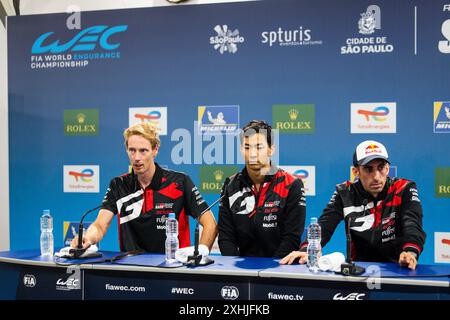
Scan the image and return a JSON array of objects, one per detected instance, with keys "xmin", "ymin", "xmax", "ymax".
[
  {"xmin": 435, "ymin": 167, "xmax": 450, "ymax": 198},
  {"xmin": 272, "ymin": 104, "xmax": 315, "ymax": 134},
  {"xmin": 199, "ymin": 166, "xmax": 240, "ymax": 194},
  {"xmin": 64, "ymin": 109, "xmax": 99, "ymax": 136}
]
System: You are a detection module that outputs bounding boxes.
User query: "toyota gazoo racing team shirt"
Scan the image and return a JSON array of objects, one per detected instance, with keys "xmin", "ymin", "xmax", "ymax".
[{"xmin": 101, "ymin": 163, "xmax": 209, "ymax": 252}]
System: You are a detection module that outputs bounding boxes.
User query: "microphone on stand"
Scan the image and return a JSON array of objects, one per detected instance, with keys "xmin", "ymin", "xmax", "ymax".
[
  {"xmin": 69, "ymin": 204, "xmax": 103, "ymax": 259},
  {"xmin": 186, "ymin": 195, "xmax": 224, "ymax": 267},
  {"xmin": 339, "ymin": 200, "xmax": 367, "ymax": 276}
]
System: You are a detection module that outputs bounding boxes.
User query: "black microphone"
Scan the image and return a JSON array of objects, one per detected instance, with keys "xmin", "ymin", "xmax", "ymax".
[
  {"xmin": 69, "ymin": 204, "xmax": 103, "ymax": 259},
  {"xmin": 340, "ymin": 200, "xmax": 367, "ymax": 276},
  {"xmin": 186, "ymin": 195, "xmax": 224, "ymax": 267}
]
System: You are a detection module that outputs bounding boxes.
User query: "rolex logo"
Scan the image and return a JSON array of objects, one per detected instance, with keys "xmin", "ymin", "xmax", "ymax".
[
  {"xmin": 64, "ymin": 109, "xmax": 99, "ymax": 136},
  {"xmin": 288, "ymin": 108, "xmax": 299, "ymax": 121},
  {"xmin": 77, "ymin": 113, "xmax": 86, "ymax": 124},
  {"xmin": 214, "ymin": 170, "xmax": 224, "ymax": 182}
]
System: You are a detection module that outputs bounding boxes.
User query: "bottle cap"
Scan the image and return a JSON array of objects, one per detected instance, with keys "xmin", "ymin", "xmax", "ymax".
[
  {"xmin": 43, "ymin": 209, "xmax": 50, "ymax": 215},
  {"xmin": 310, "ymin": 217, "xmax": 318, "ymax": 223},
  {"xmin": 168, "ymin": 212, "xmax": 175, "ymax": 219}
]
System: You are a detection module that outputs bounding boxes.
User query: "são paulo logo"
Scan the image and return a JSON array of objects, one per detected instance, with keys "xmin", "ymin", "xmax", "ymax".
[{"xmin": 210, "ymin": 25, "xmax": 245, "ymax": 54}]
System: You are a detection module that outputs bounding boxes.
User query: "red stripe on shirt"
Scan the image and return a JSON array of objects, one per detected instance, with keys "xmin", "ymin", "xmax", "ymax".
[
  {"xmin": 177, "ymin": 208, "xmax": 190, "ymax": 248},
  {"xmin": 402, "ymin": 242, "xmax": 421, "ymax": 253},
  {"xmin": 272, "ymin": 172, "xmax": 295, "ymax": 199},
  {"xmin": 385, "ymin": 195, "xmax": 402, "ymax": 207},
  {"xmin": 387, "ymin": 179, "xmax": 409, "ymax": 195},
  {"xmin": 257, "ymin": 182, "xmax": 271, "ymax": 208},
  {"xmin": 158, "ymin": 182, "xmax": 183, "ymax": 200},
  {"xmin": 117, "ymin": 212, "xmax": 123, "ymax": 251},
  {"xmin": 143, "ymin": 189, "xmax": 154, "ymax": 214}
]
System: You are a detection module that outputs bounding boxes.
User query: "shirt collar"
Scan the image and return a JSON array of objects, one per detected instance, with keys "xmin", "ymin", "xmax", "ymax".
[
  {"xmin": 241, "ymin": 165, "xmax": 279, "ymax": 186},
  {"xmin": 131, "ymin": 162, "xmax": 163, "ymax": 190},
  {"xmin": 355, "ymin": 177, "xmax": 390, "ymax": 202}
]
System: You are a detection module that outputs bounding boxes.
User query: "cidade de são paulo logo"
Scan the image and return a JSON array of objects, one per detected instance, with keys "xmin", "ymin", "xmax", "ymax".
[
  {"xmin": 341, "ymin": 5, "xmax": 394, "ymax": 55},
  {"xmin": 439, "ymin": 5, "xmax": 450, "ymax": 53}
]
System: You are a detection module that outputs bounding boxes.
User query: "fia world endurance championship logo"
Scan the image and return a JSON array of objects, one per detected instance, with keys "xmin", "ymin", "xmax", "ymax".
[{"xmin": 30, "ymin": 8, "xmax": 127, "ymax": 70}]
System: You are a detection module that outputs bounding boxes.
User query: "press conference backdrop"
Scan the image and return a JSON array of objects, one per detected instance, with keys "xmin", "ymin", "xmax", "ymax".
[{"xmin": 7, "ymin": 0, "xmax": 450, "ymax": 265}]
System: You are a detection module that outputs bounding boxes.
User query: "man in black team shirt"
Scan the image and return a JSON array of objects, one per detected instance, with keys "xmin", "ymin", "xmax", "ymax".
[
  {"xmin": 280, "ymin": 140, "xmax": 426, "ymax": 270},
  {"xmin": 71, "ymin": 122, "xmax": 218, "ymax": 252},
  {"xmin": 218, "ymin": 120, "xmax": 306, "ymax": 258}
]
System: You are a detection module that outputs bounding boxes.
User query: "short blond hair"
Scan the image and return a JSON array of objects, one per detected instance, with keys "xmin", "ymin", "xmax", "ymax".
[{"xmin": 123, "ymin": 122, "xmax": 160, "ymax": 149}]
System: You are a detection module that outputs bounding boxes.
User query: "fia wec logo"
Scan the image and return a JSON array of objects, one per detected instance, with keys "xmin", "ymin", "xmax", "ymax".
[
  {"xmin": 32, "ymin": 25, "xmax": 128, "ymax": 54},
  {"xmin": 333, "ymin": 292, "xmax": 366, "ymax": 300}
]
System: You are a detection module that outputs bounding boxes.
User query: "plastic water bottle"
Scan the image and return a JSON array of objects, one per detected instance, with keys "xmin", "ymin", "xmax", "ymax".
[
  {"xmin": 40, "ymin": 209, "xmax": 54, "ymax": 256},
  {"xmin": 307, "ymin": 217, "xmax": 322, "ymax": 273},
  {"xmin": 165, "ymin": 213, "xmax": 179, "ymax": 263}
]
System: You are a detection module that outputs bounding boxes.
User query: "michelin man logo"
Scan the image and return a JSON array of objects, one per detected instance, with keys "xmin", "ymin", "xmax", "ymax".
[
  {"xmin": 210, "ymin": 25, "xmax": 245, "ymax": 54},
  {"xmin": 358, "ymin": 5, "xmax": 381, "ymax": 35}
]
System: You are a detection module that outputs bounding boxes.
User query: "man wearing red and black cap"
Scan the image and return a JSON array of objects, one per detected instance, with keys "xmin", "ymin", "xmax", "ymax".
[{"xmin": 281, "ymin": 140, "xmax": 426, "ymax": 270}]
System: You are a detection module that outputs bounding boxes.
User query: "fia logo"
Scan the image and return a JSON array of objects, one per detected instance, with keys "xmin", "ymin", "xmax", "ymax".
[
  {"xmin": 23, "ymin": 274, "xmax": 36, "ymax": 288},
  {"xmin": 221, "ymin": 286, "xmax": 239, "ymax": 300}
]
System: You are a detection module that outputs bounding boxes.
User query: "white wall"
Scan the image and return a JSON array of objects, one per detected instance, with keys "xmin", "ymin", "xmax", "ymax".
[
  {"xmin": 0, "ymin": 17, "xmax": 10, "ymax": 251},
  {"xmin": 19, "ymin": 0, "xmax": 258, "ymax": 15},
  {"xmin": 1, "ymin": 0, "xmax": 256, "ymax": 251}
]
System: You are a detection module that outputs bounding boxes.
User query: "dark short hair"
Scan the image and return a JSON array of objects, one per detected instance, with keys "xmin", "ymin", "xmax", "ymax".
[{"xmin": 240, "ymin": 120, "xmax": 273, "ymax": 147}]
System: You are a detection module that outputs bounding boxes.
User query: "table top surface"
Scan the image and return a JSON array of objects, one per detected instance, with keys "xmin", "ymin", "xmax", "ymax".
[{"xmin": 1, "ymin": 249, "xmax": 449, "ymax": 287}]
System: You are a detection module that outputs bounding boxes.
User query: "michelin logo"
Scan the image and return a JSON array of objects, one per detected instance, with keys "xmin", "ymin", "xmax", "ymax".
[{"xmin": 198, "ymin": 106, "xmax": 239, "ymax": 134}]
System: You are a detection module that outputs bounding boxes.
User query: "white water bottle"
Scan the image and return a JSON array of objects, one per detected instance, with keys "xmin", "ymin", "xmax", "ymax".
[
  {"xmin": 165, "ymin": 213, "xmax": 179, "ymax": 263},
  {"xmin": 307, "ymin": 217, "xmax": 322, "ymax": 273},
  {"xmin": 40, "ymin": 209, "xmax": 54, "ymax": 256}
]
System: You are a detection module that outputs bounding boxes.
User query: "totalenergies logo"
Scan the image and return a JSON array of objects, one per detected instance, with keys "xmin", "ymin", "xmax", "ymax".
[
  {"xmin": 357, "ymin": 106, "xmax": 389, "ymax": 121},
  {"xmin": 134, "ymin": 110, "xmax": 161, "ymax": 123},
  {"xmin": 293, "ymin": 169, "xmax": 309, "ymax": 180},
  {"xmin": 31, "ymin": 25, "xmax": 128, "ymax": 54},
  {"xmin": 69, "ymin": 169, "xmax": 94, "ymax": 182}
]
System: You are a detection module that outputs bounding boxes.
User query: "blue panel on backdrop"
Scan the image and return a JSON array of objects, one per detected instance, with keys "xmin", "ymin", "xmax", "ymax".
[{"xmin": 7, "ymin": 0, "xmax": 450, "ymax": 265}]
